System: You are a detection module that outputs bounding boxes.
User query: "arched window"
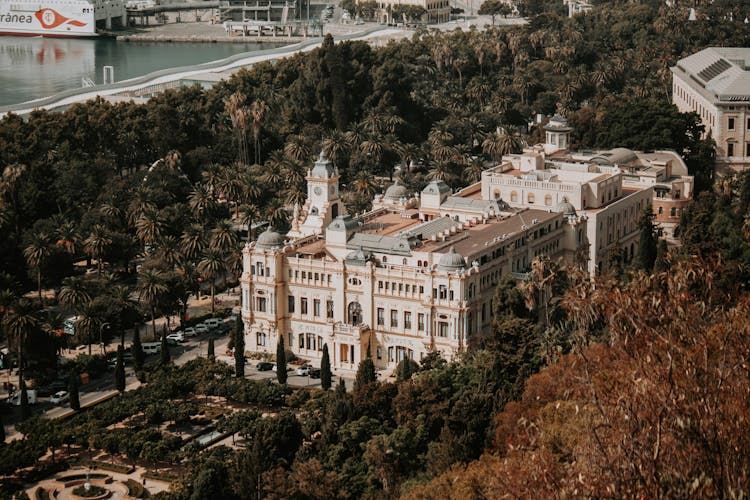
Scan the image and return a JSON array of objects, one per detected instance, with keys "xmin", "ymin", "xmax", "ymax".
[
  {"xmin": 402, "ymin": 258, "xmax": 408, "ymax": 265},
  {"xmin": 382, "ymin": 256, "xmax": 387, "ymax": 263},
  {"xmin": 670, "ymin": 207, "xmax": 676, "ymax": 217},
  {"xmin": 331, "ymin": 202, "xmax": 339, "ymax": 219},
  {"xmin": 544, "ymin": 194, "xmax": 552, "ymax": 206},
  {"xmin": 658, "ymin": 206, "xmax": 663, "ymax": 214},
  {"xmin": 528, "ymin": 193, "xmax": 535, "ymax": 204},
  {"xmin": 347, "ymin": 302, "xmax": 362, "ymax": 325},
  {"xmin": 510, "ymin": 191, "xmax": 518, "ymax": 203},
  {"xmin": 493, "ymin": 190, "xmax": 501, "ymax": 200}
]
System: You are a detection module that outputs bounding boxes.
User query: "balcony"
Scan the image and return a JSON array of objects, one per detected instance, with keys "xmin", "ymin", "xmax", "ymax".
[{"xmin": 333, "ymin": 322, "xmax": 370, "ymax": 339}]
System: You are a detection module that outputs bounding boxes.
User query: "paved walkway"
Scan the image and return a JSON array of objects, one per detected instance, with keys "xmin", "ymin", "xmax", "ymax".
[{"xmin": 28, "ymin": 464, "xmax": 171, "ymax": 499}]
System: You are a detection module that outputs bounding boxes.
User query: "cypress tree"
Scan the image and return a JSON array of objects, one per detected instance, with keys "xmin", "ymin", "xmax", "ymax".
[
  {"xmin": 320, "ymin": 344, "xmax": 332, "ymax": 390},
  {"xmin": 160, "ymin": 329, "xmax": 171, "ymax": 366},
  {"xmin": 233, "ymin": 319, "xmax": 245, "ymax": 378},
  {"xmin": 132, "ymin": 329, "xmax": 144, "ymax": 372},
  {"xmin": 354, "ymin": 358, "xmax": 376, "ymax": 391},
  {"xmin": 69, "ymin": 371, "xmax": 80, "ymax": 411},
  {"xmin": 207, "ymin": 337, "xmax": 215, "ymax": 360},
  {"xmin": 636, "ymin": 207, "xmax": 658, "ymax": 271},
  {"xmin": 115, "ymin": 344, "xmax": 125, "ymax": 392},
  {"xmin": 336, "ymin": 377, "xmax": 346, "ymax": 395},
  {"xmin": 396, "ymin": 358, "xmax": 417, "ymax": 382},
  {"xmin": 19, "ymin": 379, "xmax": 29, "ymax": 421},
  {"xmin": 654, "ymin": 239, "xmax": 669, "ymax": 272},
  {"xmin": 276, "ymin": 336, "xmax": 287, "ymax": 385}
]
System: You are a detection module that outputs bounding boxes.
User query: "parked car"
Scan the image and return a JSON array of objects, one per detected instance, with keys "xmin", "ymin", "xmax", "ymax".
[
  {"xmin": 50, "ymin": 390, "xmax": 69, "ymax": 404},
  {"xmin": 182, "ymin": 327, "xmax": 197, "ymax": 338},
  {"xmin": 203, "ymin": 318, "xmax": 222, "ymax": 330},
  {"xmin": 295, "ymin": 365, "xmax": 312, "ymax": 376},
  {"xmin": 195, "ymin": 324, "xmax": 210, "ymax": 334},
  {"xmin": 7, "ymin": 390, "xmax": 37, "ymax": 405},
  {"xmin": 309, "ymin": 368, "xmax": 321, "ymax": 379},
  {"xmin": 256, "ymin": 361, "xmax": 274, "ymax": 371},
  {"xmin": 166, "ymin": 332, "xmax": 185, "ymax": 343},
  {"xmin": 273, "ymin": 364, "xmax": 291, "ymax": 372}
]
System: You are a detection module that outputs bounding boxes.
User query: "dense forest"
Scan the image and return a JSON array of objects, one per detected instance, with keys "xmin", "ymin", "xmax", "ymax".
[{"xmin": 1, "ymin": 0, "xmax": 750, "ymax": 497}]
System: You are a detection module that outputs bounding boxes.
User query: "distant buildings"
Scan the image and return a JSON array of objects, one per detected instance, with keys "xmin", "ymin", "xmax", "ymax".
[
  {"xmin": 672, "ymin": 47, "xmax": 750, "ymax": 170},
  {"xmin": 240, "ymin": 118, "xmax": 693, "ymax": 372},
  {"xmin": 483, "ymin": 116, "xmax": 692, "ymax": 274},
  {"xmin": 563, "ymin": 0, "xmax": 592, "ymax": 17}
]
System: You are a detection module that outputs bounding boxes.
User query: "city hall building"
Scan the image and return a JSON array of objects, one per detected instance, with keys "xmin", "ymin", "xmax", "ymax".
[{"xmin": 240, "ymin": 120, "xmax": 692, "ymax": 372}]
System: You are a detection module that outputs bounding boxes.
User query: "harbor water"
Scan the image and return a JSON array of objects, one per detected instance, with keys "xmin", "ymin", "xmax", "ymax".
[{"xmin": 0, "ymin": 36, "xmax": 285, "ymax": 107}]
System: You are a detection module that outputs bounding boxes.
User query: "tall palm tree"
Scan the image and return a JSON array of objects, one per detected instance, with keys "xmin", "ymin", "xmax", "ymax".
[
  {"xmin": 2, "ymin": 298, "xmax": 38, "ymax": 419},
  {"xmin": 58, "ymin": 276, "xmax": 91, "ymax": 311},
  {"xmin": 238, "ymin": 204, "xmax": 258, "ymax": 242},
  {"xmin": 210, "ymin": 220, "xmax": 239, "ymax": 253},
  {"xmin": 262, "ymin": 151, "xmax": 286, "ymax": 189},
  {"xmin": 283, "ymin": 135, "xmax": 311, "ymax": 164},
  {"xmin": 135, "ymin": 210, "xmax": 165, "ymax": 248},
  {"xmin": 321, "ymin": 130, "xmax": 350, "ymax": 171},
  {"xmin": 482, "ymin": 130, "xmax": 521, "ymax": 163},
  {"xmin": 23, "ymin": 231, "xmax": 52, "ymax": 304},
  {"xmin": 198, "ymin": 248, "xmax": 226, "ymax": 314},
  {"xmin": 137, "ymin": 268, "xmax": 168, "ymax": 338},
  {"xmin": 75, "ymin": 301, "xmax": 102, "ymax": 356},
  {"xmin": 464, "ymin": 157, "xmax": 487, "ymax": 183},
  {"xmin": 250, "ymin": 99, "xmax": 268, "ymax": 164},
  {"xmin": 154, "ymin": 235, "xmax": 183, "ymax": 268},
  {"xmin": 83, "ymin": 225, "xmax": 112, "ymax": 274},
  {"xmin": 54, "ymin": 220, "xmax": 80, "ymax": 256},
  {"xmin": 226, "ymin": 92, "xmax": 250, "ymax": 165},
  {"xmin": 180, "ymin": 224, "xmax": 206, "ymax": 262},
  {"xmin": 126, "ymin": 187, "xmax": 156, "ymax": 227},
  {"xmin": 106, "ymin": 284, "xmax": 140, "ymax": 346},
  {"xmin": 188, "ymin": 184, "xmax": 217, "ymax": 221}
]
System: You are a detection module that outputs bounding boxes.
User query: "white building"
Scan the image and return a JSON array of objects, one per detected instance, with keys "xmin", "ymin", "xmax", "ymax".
[
  {"xmin": 241, "ymin": 152, "xmax": 588, "ymax": 373},
  {"xmin": 672, "ymin": 47, "xmax": 750, "ymax": 170}
]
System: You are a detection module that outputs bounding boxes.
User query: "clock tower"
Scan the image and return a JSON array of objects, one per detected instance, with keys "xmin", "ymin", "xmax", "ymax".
[{"xmin": 289, "ymin": 150, "xmax": 346, "ymax": 238}]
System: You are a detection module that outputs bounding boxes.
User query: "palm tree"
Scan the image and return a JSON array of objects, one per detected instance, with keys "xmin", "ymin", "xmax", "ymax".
[
  {"xmin": 75, "ymin": 302, "xmax": 102, "ymax": 356},
  {"xmin": 198, "ymin": 248, "xmax": 226, "ymax": 314},
  {"xmin": 283, "ymin": 135, "xmax": 311, "ymax": 164},
  {"xmin": 126, "ymin": 187, "xmax": 156, "ymax": 227},
  {"xmin": 464, "ymin": 157, "xmax": 487, "ymax": 183},
  {"xmin": 137, "ymin": 269, "xmax": 168, "ymax": 338},
  {"xmin": 482, "ymin": 130, "xmax": 521, "ymax": 163},
  {"xmin": 135, "ymin": 210, "xmax": 165, "ymax": 248},
  {"xmin": 226, "ymin": 92, "xmax": 250, "ymax": 165},
  {"xmin": 83, "ymin": 225, "xmax": 112, "ymax": 274},
  {"xmin": 54, "ymin": 220, "xmax": 80, "ymax": 256},
  {"xmin": 58, "ymin": 276, "xmax": 91, "ymax": 311},
  {"xmin": 180, "ymin": 224, "xmax": 206, "ymax": 262},
  {"xmin": 321, "ymin": 130, "xmax": 350, "ymax": 171},
  {"xmin": 210, "ymin": 220, "xmax": 239, "ymax": 253},
  {"xmin": 262, "ymin": 151, "xmax": 286, "ymax": 188},
  {"xmin": 106, "ymin": 284, "xmax": 140, "ymax": 346},
  {"xmin": 250, "ymin": 100, "xmax": 268, "ymax": 164},
  {"xmin": 351, "ymin": 170, "xmax": 379, "ymax": 200},
  {"xmin": 2, "ymin": 298, "xmax": 38, "ymax": 420},
  {"xmin": 23, "ymin": 231, "xmax": 52, "ymax": 304},
  {"xmin": 188, "ymin": 184, "xmax": 217, "ymax": 220},
  {"xmin": 427, "ymin": 160, "xmax": 454, "ymax": 183},
  {"xmin": 154, "ymin": 235, "xmax": 183, "ymax": 268},
  {"xmin": 238, "ymin": 204, "xmax": 258, "ymax": 242}
]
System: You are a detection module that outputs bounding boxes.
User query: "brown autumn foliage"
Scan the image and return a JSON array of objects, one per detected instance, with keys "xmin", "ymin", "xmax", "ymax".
[{"xmin": 404, "ymin": 257, "xmax": 750, "ymax": 498}]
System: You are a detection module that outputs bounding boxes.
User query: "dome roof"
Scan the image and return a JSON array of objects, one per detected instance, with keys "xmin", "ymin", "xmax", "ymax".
[
  {"xmin": 544, "ymin": 114, "xmax": 573, "ymax": 132},
  {"xmin": 383, "ymin": 180, "xmax": 409, "ymax": 201},
  {"xmin": 311, "ymin": 150, "xmax": 336, "ymax": 179},
  {"xmin": 255, "ymin": 227, "xmax": 285, "ymax": 250},
  {"xmin": 327, "ymin": 215, "xmax": 360, "ymax": 232},
  {"xmin": 554, "ymin": 199, "xmax": 577, "ymax": 216},
  {"xmin": 437, "ymin": 246, "xmax": 466, "ymax": 272},
  {"xmin": 422, "ymin": 180, "xmax": 451, "ymax": 196}
]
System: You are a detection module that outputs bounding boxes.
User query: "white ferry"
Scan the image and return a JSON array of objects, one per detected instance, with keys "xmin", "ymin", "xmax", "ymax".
[{"xmin": 0, "ymin": 0, "xmax": 126, "ymax": 37}]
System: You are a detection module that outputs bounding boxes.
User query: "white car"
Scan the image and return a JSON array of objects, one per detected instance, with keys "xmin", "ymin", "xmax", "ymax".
[
  {"xmin": 50, "ymin": 391, "xmax": 69, "ymax": 404},
  {"xmin": 203, "ymin": 318, "xmax": 221, "ymax": 329},
  {"xmin": 182, "ymin": 327, "xmax": 197, "ymax": 338},
  {"xmin": 166, "ymin": 332, "xmax": 185, "ymax": 343},
  {"xmin": 195, "ymin": 324, "xmax": 210, "ymax": 334},
  {"xmin": 295, "ymin": 365, "xmax": 312, "ymax": 376}
]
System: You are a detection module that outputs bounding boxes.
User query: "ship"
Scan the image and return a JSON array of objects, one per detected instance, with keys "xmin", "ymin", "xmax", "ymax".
[{"xmin": 0, "ymin": 0, "xmax": 126, "ymax": 37}]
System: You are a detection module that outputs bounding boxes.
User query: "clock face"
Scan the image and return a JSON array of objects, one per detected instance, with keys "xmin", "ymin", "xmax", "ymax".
[
  {"xmin": 329, "ymin": 185, "xmax": 336, "ymax": 196},
  {"xmin": 314, "ymin": 186, "xmax": 322, "ymax": 196}
]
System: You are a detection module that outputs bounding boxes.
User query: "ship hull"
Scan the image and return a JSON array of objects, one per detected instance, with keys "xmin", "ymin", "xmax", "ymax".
[{"xmin": 0, "ymin": 0, "xmax": 100, "ymax": 38}]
